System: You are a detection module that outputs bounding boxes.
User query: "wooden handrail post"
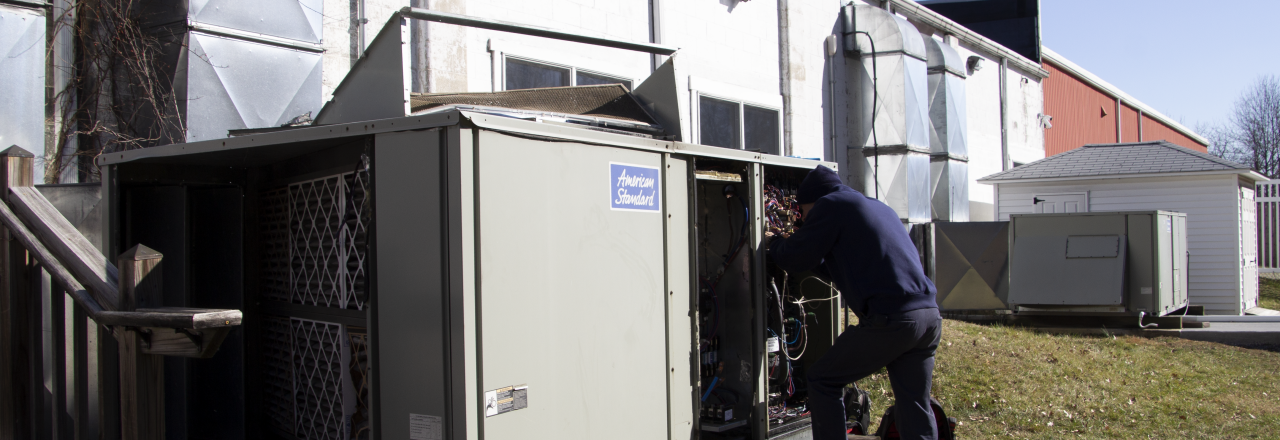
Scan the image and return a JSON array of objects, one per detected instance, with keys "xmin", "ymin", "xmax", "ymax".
[
  {"xmin": 117, "ymin": 245, "xmax": 164, "ymax": 440},
  {"xmin": 0, "ymin": 145, "xmax": 34, "ymax": 437}
]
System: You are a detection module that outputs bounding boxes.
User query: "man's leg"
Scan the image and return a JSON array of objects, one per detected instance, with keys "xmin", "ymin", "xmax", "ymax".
[
  {"xmin": 885, "ymin": 308, "xmax": 943, "ymax": 440},
  {"xmin": 807, "ymin": 319, "xmax": 918, "ymax": 440}
]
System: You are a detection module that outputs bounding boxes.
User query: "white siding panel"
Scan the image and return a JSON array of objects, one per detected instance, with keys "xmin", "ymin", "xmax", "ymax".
[{"xmin": 994, "ymin": 174, "xmax": 1245, "ymax": 314}]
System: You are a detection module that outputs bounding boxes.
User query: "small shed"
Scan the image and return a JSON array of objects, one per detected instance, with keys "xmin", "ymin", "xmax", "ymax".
[{"xmin": 978, "ymin": 141, "xmax": 1268, "ymax": 315}]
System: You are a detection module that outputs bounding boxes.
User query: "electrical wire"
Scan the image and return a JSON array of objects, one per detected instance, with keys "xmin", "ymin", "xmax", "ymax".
[
  {"xmin": 701, "ymin": 376, "xmax": 719, "ymax": 402},
  {"xmin": 792, "ymin": 276, "xmax": 842, "ymax": 304}
]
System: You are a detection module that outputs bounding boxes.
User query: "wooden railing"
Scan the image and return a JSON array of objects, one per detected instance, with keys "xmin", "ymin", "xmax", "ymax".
[{"xmin": 0, "ymin": 146, "xmax": 242, "ymax": 439}]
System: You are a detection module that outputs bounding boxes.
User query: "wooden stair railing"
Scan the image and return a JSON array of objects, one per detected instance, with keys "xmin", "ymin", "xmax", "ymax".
[{"xmin": 0, "ymin": 146, "xmax": 242, "ymax": 440}]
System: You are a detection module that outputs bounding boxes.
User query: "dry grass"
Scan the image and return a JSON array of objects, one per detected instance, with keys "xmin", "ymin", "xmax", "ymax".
[
  {"xmin": 1260, "ymin": 278, "xmax": 1280, "ymax": 311},
  {"xmin": 854, "ymin": 319, "xmax": 1280, "ymax": 438}
]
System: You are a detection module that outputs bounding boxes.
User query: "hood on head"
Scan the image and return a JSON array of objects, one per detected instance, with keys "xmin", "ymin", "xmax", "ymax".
[{"xmin": 796, "ymin": 165, "xmax": 843, "ymax": 205}]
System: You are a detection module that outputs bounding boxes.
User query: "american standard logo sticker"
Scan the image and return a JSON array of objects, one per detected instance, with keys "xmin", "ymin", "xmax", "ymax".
[{"xmin": 610, "ymin": 162, "xmax": 661, "ymax": 212}]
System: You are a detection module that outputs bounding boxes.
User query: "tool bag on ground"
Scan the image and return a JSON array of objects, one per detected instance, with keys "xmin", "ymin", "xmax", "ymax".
[
  {"xmin": 843, "ymin": 383, "xmax": 873, "ymax": 435},
  {"xmin": 872, "ymin": 396, "xmax": 957, "ymax": 440}
]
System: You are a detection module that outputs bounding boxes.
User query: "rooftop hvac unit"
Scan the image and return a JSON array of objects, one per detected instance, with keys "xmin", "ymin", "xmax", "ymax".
[
  {"xmin": 98, "ymin": 103, "xmax": 840, "ymax": 439},
  {"xmin": 1008, "ymin": 211, "xmax": 1188, "ymax": 317}
]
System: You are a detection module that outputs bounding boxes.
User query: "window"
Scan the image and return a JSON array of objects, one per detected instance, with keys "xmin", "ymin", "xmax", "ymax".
[
  {"xmin": 699, "ymin": 97, "xmax": 740, "ymax": 149},
  {"xmin": 696, "ymin": 95, "xmax": 782, "ymax": 155},
  {"xmin": 503, "ymin": 56, "xmax": 632, "ymax": 91}
]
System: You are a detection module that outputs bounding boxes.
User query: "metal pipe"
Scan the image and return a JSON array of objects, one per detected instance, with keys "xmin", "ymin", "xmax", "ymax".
[
  {"xmin": 826, "ymin": 35, "xmax": 838, "ymax": 163},
  {"xmin": 399, "ymin": 7, "xmax": 678, "ymax": 55},
  {"xmin": 778, "ymin": 0, "xmax": 792, "ymax": 156},
  {"xmin": 1116, "ymin": 97, "xmax": 1123, "ymax": 142},
  {"xmin": 999, "ymin": 57, "xmax": 1009, "ymax": 170}
]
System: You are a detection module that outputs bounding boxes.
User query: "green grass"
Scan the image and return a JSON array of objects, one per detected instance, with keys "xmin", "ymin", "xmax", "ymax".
[
  {"xmin": 854, "ymin": 319, "xmax": 1280, "ymax": 439},
  {"xmin": 1260, "ymin": 278, "xmax": 1280, "ymax": 311}
]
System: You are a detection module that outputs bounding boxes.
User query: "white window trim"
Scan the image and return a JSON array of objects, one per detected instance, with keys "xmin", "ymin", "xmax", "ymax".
[
  {"xmin": 688, "ymin": 76, "xmax": 784, "ymax": 153},
  {"xmin": 489, "ymin": 39, "xmax": 636, "ymax": 92}
]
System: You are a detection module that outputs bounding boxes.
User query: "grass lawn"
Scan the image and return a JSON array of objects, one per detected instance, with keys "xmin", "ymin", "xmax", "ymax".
[
  {"xmin": 1260, "ymin": 278, "xmax": 1280, "ymax": 311},
  {"xmin": 854, "ymin": 319, "xmax": 1280, "ymax": 438}
]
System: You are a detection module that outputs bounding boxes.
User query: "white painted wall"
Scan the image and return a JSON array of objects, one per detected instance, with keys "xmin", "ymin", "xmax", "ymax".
[
  {"xmin": 992, "ymin": 174, "xmax": 1252, "ymax": 315},
  {"xmin": 316, "ymin": 0, "xmax": 1048, "ymax": 223}
]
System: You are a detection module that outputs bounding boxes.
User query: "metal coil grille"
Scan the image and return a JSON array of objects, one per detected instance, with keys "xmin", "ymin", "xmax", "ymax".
[
  {"xmin": 262, "ymin": 188, "xmax": 292, "ymax": 302},
  {"xmin": 262, "ymin": 315, "xmax": 295, "ymax": 436},
  {"xmin": 258, "ymin": 166, "xmax": 371, "ymax": 439},
  {"xmin": 348, "ymin": 329, "xmax": 371, "ymax": 440},
  {"xmin": 292, "ymin": 318, "xmax": 348, "ymax": 440}
]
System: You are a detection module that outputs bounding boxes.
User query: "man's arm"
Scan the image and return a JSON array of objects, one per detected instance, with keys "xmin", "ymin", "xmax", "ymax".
[{"xmin": 768, "ymin": 201, "xmax": 840, "ymax": 273}]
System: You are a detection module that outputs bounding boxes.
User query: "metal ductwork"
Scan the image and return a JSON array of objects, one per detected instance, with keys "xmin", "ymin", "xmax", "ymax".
[
  {"xmin": 925, "ymin": 37, "xmax": 969, "ymax": 221},
  {"xmin": 143, "ymin": 0, "xmax": 324, "ymax": 142},
  {"xmin": 842, "ymin": 4, "xmax": 931, "ymax": 223}
]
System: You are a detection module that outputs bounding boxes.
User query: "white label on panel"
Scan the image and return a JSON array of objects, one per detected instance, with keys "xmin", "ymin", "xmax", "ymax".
[
  {"xmin": 484, "ymin": 384, "xmax": 529, "ymax": 417},
  {"xmin": 409, "ymin": 414, "xmax": 443, "ymax": 440}
]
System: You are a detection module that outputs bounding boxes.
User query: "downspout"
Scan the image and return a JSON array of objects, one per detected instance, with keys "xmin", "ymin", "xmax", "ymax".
[
  {"xmin": 649, "ymin": 0, "xmax": 663, "ymax": 72},
  {"xmin": 826, "ymin": 35, "xmax": 838, "ymax": 162},
  {"xmin": 1116, "ymin": 97, "xmax": 1123, "ymax": 142},
  {"xmin": 999, "ymin": 57, "xmax": 1009, "ymax": 170},
  {"xmin": 778, "ymin": 0, "xmax": 793, "ymax": 156}
]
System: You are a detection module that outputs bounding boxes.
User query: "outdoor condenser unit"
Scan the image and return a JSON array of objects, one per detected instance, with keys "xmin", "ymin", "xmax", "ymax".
[
  {"xmin": 97, "ymin": 104, "xmax": 841, "ymax": 439},
  {"xmin": 1008, "ymin": 211, "xmax": 1189, "ymax": 317}
]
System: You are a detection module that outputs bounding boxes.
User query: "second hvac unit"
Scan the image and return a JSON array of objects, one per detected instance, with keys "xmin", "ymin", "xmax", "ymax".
[{"xmin": 1008, "ymin": 211, "xmax": 1188, "ymax": 317}]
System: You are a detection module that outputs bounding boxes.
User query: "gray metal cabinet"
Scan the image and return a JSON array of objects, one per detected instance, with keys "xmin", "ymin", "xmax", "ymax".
[
  {"xmin": 100, "ymin": 109, "xmax": 836, "ymax": 439},
  {"xmin": 1009, "ymin": 211, "xmax": 1188, "ymax": 316}
]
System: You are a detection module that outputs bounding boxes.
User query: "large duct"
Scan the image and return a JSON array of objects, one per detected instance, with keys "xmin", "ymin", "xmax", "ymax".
[
  {"xmin": 142, "ymin": 0, "xmax": 324, "ymax": 142},
  {"xmin": 842, "ymin": 4, "xmax": 931, "ymax": 223},
  {"xmin": 925, "ymin": 37, "xmax": 969, "ymax": 221}
]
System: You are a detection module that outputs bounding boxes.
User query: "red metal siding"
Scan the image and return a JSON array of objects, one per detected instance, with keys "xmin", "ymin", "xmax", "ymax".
[
  {"xmin": 1140, "ymin": 114, "xmax": 1208, "ymax": 152},
  {"xmin": 1121, "ymin": 104, "xmax": 1141, "ymax": 143},
  {"xmin": 1043, "ymin": 62, "xmax": 1119, "ymax": 156}
]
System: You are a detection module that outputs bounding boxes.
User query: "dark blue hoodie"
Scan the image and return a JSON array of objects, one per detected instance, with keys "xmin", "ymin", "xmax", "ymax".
[{"xmin": 768, "ymin": 165, "xmax": 936, "ymax": 318}]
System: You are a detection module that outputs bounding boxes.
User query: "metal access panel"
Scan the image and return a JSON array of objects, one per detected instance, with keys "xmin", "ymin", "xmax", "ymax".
[
  {"xmin": 1009, "ymin": 211, "xmax": 1188, "ymax": 315},
  {"xmin": 475, "ymin": 130, "xmax": 670, "ymax": 439}
]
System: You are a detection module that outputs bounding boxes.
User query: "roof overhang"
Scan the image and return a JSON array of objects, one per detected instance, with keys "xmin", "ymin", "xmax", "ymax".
[{"xmin": 977, "ymin": 169, "xmax": 1269, "ymax": 185}]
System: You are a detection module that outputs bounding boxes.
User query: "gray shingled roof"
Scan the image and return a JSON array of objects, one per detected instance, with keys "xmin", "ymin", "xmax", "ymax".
[{"xmin": 978, "ymin": 141, "xmax": 1254, "ymax": 182}]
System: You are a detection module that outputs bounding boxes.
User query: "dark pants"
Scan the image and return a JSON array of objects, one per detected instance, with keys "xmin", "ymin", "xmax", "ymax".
[{"xmin": 807, "ymin": 307, "xmax": 942, "ymax": 440}]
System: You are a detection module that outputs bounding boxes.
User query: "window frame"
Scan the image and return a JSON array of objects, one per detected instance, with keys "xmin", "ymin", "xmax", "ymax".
[
  {"xmin": 691, "ymin": 90, "xmax": 784, "ymax": 154},
  {"xmin": 498, "ymin": 53, "xmax": 634, "ymax": 91}
]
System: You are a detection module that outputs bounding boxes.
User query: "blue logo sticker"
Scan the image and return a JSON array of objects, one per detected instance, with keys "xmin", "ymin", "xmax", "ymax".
[{"xmin": 610, "ymin": 163, "xmax": 661, "ymax": 212}]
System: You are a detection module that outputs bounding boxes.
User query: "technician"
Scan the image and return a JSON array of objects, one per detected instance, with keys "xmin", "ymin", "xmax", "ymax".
[{"xmin": 768, "ymin": 165, "xmax": 941, "ymax": 440}]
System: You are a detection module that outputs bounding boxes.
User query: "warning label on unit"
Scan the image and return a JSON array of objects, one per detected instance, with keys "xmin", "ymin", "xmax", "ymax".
[
  {"xmin": 484, "ymin": 384, "xmax": 529, "ymax": 417},
  {"xmin": 408, "ymin": 413, "xmax": 442, "ymax": 440},
  {"xmin": 610, "ymin": 163, "xmax": 661, "ymax": 212}
]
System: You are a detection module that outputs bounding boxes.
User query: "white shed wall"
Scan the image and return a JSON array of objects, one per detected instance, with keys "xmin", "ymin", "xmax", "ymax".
[{"xmin": 993, "ymin": 174, "xmax": 1251, "ymax": 315}]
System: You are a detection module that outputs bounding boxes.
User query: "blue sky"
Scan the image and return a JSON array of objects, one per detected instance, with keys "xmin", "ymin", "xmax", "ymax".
[{"xmin": 1040, "ymin": 0, "xmax": 1279, "ymax": 131}]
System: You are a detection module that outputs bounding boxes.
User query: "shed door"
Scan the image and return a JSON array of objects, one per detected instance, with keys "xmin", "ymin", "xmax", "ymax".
[
  {"xmin": 1033, "ymin": 193, "xmax": 1088, "ymax": 214},
  {"xmin": 1241, "ymin": 185, "xmax": 1259, "ymax": 310}
]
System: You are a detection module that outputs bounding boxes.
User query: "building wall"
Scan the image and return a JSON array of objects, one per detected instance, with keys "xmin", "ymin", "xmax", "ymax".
[
  {"xmin": 1141, "ymin": 113, "xmax": 1209, "ymax": 153},
  {"xmin": 1042, "ymin": 59, "xmax": 1209, "ymax": 154},
  {"xmin": 315, "ymin": 0, "xmax": 1049, "ymax": 222},
  {"xmin": 994, "ymin": 174, "xmax": 1248, "ymax": 315},
  {"xmin": 1121, "ymin": 104, "xmax": 1140, "ymax": 143},
  {"xmin": 1042, "ymin": 61, "xmax": 1117, "ymax": 155}
]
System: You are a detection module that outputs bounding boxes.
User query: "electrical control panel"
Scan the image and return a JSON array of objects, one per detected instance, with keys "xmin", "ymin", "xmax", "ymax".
[{"xmin": 691, "ymin": 160, "xmax": 841, "ymax": 440}]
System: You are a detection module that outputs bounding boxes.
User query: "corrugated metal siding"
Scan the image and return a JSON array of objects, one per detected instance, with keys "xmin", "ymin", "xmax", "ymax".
[
  {"xmin": 995, "ymin": 174, "xmax": 1245, "ymax": 314},
  {"xmin": 1121, "ymin": 104, "xmax": 1140, "ymax": 143},
  {"xmin": 1140, "ymin": 113, "xmax": 1208, "ymax": 153},
  {"xmin": 1043, "ymin": 62, "xmax": 1118, "ymax": 156}
]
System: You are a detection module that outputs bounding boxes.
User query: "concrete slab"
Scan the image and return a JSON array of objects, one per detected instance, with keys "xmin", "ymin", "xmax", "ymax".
[{"xmin": 1027, "ymin": 322, "xmax": 1280, "ymax": 346}]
